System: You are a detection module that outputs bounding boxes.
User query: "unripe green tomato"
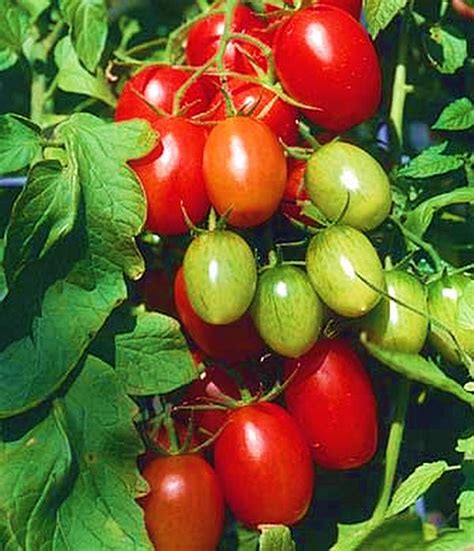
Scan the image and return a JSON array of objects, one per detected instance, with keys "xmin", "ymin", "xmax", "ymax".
[
  {"xmin": 306, "ymin": 225, "xmax": 384, "ymax": 318},
  {"xmin": 305, "ymin": 142, "xmax": 392, "ymax": 231},
  {"xmin": 428, "ymin": 273, "xmax": 474, "ymax": 364},
  {"xmin": 251, "ymin": 264, "xmax": 324, "ymax": 358},
  {"xmin": 183, "ymin": 230, "xmax": 257, "ymax": 325},
  {"xmin": 361, "ymin": 270, "xmax": 429, "ymax": 353}
]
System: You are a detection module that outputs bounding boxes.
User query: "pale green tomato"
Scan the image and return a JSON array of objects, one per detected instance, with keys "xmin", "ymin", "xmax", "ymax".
[
  {"xmin": 305, "ymin": 142, "xmax": 392, "ymax": 231},
  {"xmin": 306, "ymin": 225, "xmax": 384, "ymax": 318}
]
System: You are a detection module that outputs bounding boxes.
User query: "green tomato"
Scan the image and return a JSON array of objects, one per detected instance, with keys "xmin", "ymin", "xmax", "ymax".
[
  {"xmin": 361, "ymin": 270, "xmax": 428, "ymax": 353},
  {"xmin": 183, "ymin": 230, "xmax": 257, "ymax": 325},
  {"xmin": 306, "ymin": 225, "xmax": 384, "ymax": 318},
  {"xmin": 428, "ymin": 273, "xmax": 474, "ymax": 364},
  {"xmin": 251, "ymin": 264, "xmax": 324, "ymax": 358},
  {"xmin": 305, "ymin": 142, "xmax": 392, "ymax": 231}
]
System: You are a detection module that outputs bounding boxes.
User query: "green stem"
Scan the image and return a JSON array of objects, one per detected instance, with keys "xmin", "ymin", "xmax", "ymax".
[
  {"xmin": 216, "ymin": 0, "xmax": 239, "ymax": 116},
  {"xmin": 163, "ymin": 416, "xmax": 180, "ymax": 455},
  {"xmin": 196, "ymin": 0, "xmax": 210, "ymax": 11}
]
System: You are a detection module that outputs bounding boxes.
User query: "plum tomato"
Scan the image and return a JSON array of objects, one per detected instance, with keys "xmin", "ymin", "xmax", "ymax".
[
  {"xmin": 428, "ymin": 272, "xmax": 474, "ymax": 364},
  {"xmin": 273, "ymin": 5, "xmax": 381, "ymax": 132},
  {"xmin": 207, "ymin": 78, "xmax": 299, "ymax": 145},
  {"xmin": 141, "ymin": 454, "xmax": 224, "ymax": 551},
  {"xmin": 185, "ymin": 6, "xmax": 268, "ymax": 75},
  {"xmin": 174, "ymin": 268, "xmax": 264, "ymax": 362},
  {"xmin": 284, "ymin": 338, "xmax": 378, "ymax": 469},
  {"xmin": 203, "ymin": 117, "xmax": 287, "ymax": 228},
  {"xmin": 305, "ymin": 142, "xmax": 392, "ymax": 231},
  {"xmin": 115, "ymin": 65, "xmax": 210, "ymax": 123},
  {"xmin": 281, "ymin": 160, "xmax": 317, "ymax": 226},
  {"xmin": 214, "ymin": 402, "xmax": 314, "ymax": 526},
  {"xmin": 306, "ymin": 225, "xmax": 384, "ymax": 317},
  {"xmin": 183, "ymin": 229, "xmax": 257, "ymax": 325},
  {"xmin": 130, "ymin": 117, "xmax": 210, "ymax": 235},
  {"xmin": 251, "ymin": 264, "xmax": 323, "ymax": 358},
  {"xmin": 361, "ymin": 270, "xmax": 429, "ymax": 353}
]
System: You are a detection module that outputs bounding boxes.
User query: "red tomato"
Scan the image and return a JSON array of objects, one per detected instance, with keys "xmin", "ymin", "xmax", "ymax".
[
  {"xmin": 214, "ymin": 402, "xmax": 314, "ymax": 526},
  {"xmin": 273, "ymin": 6, "xmax": 381, "ymax": 132},
  {"xmin": 130, "ymin": 118, "xmax": 210, "ymax": 235},
  {"xmin": 141, "ymin": 454, "xmax": 224, "ymax": 550},
  {"xmin": 186, "ymin": 6, "xmax": 268, "ymax": 75},
  {"xmin": 207, "ymin": 78, "xmax": 299, "ymax": 145},
  {"xmin": 115, "ymin": 65, "xmax": 210, "ymax": 123},
  {"xmin": 284, "ymin": 338, "xmax": 378, "ymax": 470},
  {"xmin": 267, "ymin": 0, "xmax": 361, "ymax": 18},
  {"xmin": 203, "ymin": 117, "xmax": 287, "ymax": 227},
  {"xmin": 174, "ymin": 268, "xmax": 265, "ymax": 362},
  {"xmin": 281, "ymin": 159, "xmax": 317, "ymax": 225},
  {"xmin": 452, "ymin": 0, "xmax": 474, "ymax": 19}
]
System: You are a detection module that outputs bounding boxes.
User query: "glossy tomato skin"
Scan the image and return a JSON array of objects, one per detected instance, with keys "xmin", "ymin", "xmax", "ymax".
[
  {"xmin": 284, "ymin": 338, "xmax": 378, "ymax": 469},
  {"xmin": 281, "ymin": 160, "xmax": 317, "ymax": 225},
  {"xmin": 130, "ymin": 117, "xmax": 210, "ymax": 235},
  {"xmin": 141, "ymin": 454, "xmax": 224, "ymax": 551},
  {"xmin": 203, "ymin": 117, "xmax": 287, "ymax": 227},
  {"xmin": 115, "ymin": 65, "xmax": 210, "ymax": 123},
  {"xmin": 207, "ymin": 79, "xmax": 299, "ymax": 145},
  {"xmin": 273, "ymin": 6, "xmax": 381, "ymax": 132},
  {"xmin": 174, "ymin": 268, "xmax": 264, "ymax": 362},
  {"xmin": 214, "ymin": 402, "xmax": 314, "ymax": 527},
  {"xmin": 186, "ymin": 6, "xmax": 268, "ymax": 75},
  {"xmin": 452, "ymin": 0, "xmax": 474, "ymax": 19}
]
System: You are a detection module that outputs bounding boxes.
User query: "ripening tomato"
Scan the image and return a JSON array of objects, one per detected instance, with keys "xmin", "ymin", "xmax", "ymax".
[
  {"xmin": 452, "ymin": 0, "xmax": 474, "ymax": 19},
  {"xmin": 141, "ymin": 454, "xmax": 224, "ymax": 551},
  {"xmin": 115, "ymin": 65, "xmax": 210, "ymax": 123},
  {"xmin": 203, "ymin": 117, "xmax": 287, "ymax": 227},
  {"xmin": 281, "ymin": 160, "xmax": 318, "ymax": 225},
  {"xmin": 186, "ymin": 6, "xmax": 268, "ymax": 75},
  {"xmin": 174, "ymin": 268, "xmax": 264, "ymax": 362},
  {"xmin": 273, "ymin": 6, "xmax": 381, "ymax": 132},
  {"xmin": 214, "ymin": 402, "xmax": 314, "ymax": 526},
  {"xmin": 284, "ymin": 338, "xmax": 378, "ymax": 469},
  {"xmin": 207, "ymin": 79, "xmax": 299, "ymax": 145},
  {"xmin": 130, "ymin": 117, "xmax": 210, "ymax": 235}
]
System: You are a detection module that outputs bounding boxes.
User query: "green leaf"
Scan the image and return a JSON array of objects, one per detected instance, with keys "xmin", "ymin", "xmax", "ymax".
[
  {"xmin": 364, "ymin": 0, "xmax": 408, "ymax": 38},
  {"xmin": 54, "ymin": 37, "xmax": 116, "ymax": 107},
  {"xmin": 358, "ymin": 514, "xmax": 425, "ymax": 550},
  {"xmin": 0, "ymin": 356, "xmax": 153, "ymax": 550},
  {"xmin": 259, "ymin": 525, "xmax": 295, "ymax": 551},
  {"xmin": 0, "ymin": 47, "xmax": 18, "ymax": 70},
  {"xmin": 404, "ymin": 188, "xmax": 474, "ymax": 236},
  {"xmin": 4, "ymin": 161, "xmax": 79, "ymax": 285},
  {"xmin": 118, "ymin": 16, "xmax": 141, "ymax": 51},
  {"xmin": 433, "ymin": 98, "xmax": 474, "ymax": 131},
  {"xmin": 386, "ymin": 461, "xmax": 451, "ymax": 518},
  {"xmin": 0, "ymin": 240, "xmax": 6, "ymax": 302},
  {"xmin": 426, "ymin": 25, "xmax": 467, "ymax": 75},
  {"xmin": 398, "ymin": 142, "xmax": 464, "ymax": 179},
  {"xmin": 458, "ymin": 282, "xmax": 474, "ymax": 331},
  {"xmin": 457, "ymin": 435, "xmax": 474, "ymax": 460},
  {"xmin": 115, "ymin": 311, "xmax": 197, "ymax": 395},
  {"xmin": 0, "ymin": 114, "xmax": 41, "ymax": 175},
  {"xmin": 0, "ymin": 115, "xmax": 154, "ymax": 418},
  {"xmin": 331, "ymin": 520, "xmax": 373, "ymax": 551},
  {"xmin": 361, "ymin": 334, "xmax": 474, "ymax": 407},
  {"xmin": 427, "ymin": 529, "xmax": 474, "ymax": 550},
  {"xmin": 59, "ymin": 0, "xmax": 108, "ymax": 72},
  {"xmin": 236, "ymin": 525, "xmax": 259, "ymax": 551},
  {"xmin": 0, "ymin": 0, "xmax": 30, "ymax": 53},
  {"xmin": 17, "ymin": 0, "xmax": 51, "ymax": 19}
]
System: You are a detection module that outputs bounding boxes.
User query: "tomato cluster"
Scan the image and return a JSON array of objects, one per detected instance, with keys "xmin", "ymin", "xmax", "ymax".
[{"xmin": 114, "ymin": 1, "xmax": 473, "ymax": 548}]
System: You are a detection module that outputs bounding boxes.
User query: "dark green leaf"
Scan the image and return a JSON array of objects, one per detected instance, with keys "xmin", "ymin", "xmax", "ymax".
[
  {"xmin": 386, "ymin": 461, "xmax": 450, "ymax": 518},
  {"xmin": 259, "ymin": 525, "xmax": 295, "ymax": 551},
  {"xmin": 4, "ymin": 161, "xmax": 79, "ymax": 285},
  {"xmin": 426, "ymin": 26, "xmax": 467, "ymax": 75},
  {"xmin": 0, "ymin": 114, "xmax": 41, "ymax": 175},
  {"xmin": 59, "ymin": 0, "xmax": 108, "ymax": 72},
  {"xmin": 398, "ymin": 142, "xmax": 464, "ymax": 179},
  {"xmin": 433, "ymin": 98, "xmax": 474, "ymax": 131},
  {"xmin": 0, "ymin": 356, "xmax": 153, "ymax": 550},
  {"xmin": 0, "ymin": 47, "xmax": 18, "ymax": 70},
  {"xmin": 365, "ymin": 0, "xmax": 408, "ymax": 38},
  {"xmin": 0, "ymin": 240, "xmax": 6, "ymax": 301},
  {"xmin": 0, "ymin": 0, "xmax": 29, "ymax": 53},
  {"xmin": 331, "ymin": 520, "xmax": 372, "ymax": 551},
  {"xmin": 54, "ymin": 37, "xmax": 116, "ymax": 107},
  {"xmin": 358, "ymin": 514, "xmax": 425, "ymax": 550},
  {"xmin": 236, "ymin": 525, "xmax": 259, "ymax": 551},
  {"xmin": 404, "ymin": 188, "xmax": 474, "ymax": 236},
  {"xmin": 361, "ymin": 334, "xmax": 474, "ymax": 406},
  {"xmin": 115, "ymin": 311, "xmax": 197, "ymax": 395}
]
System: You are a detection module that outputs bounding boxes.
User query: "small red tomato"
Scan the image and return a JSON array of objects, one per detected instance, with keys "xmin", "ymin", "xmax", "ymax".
[
  {"xmin": 174, "ymin": 268, "xmax": 265, "ymax": 362},
  {"xmin": 214, "ymin": 402, "xmax": 314, "ymax": 527},
  {"xmin": 203, "ymin": 117, "xmax": 287, "ymax": 227},
  {"xmin": 130, "ymin": 117, "xmax": 210, "ymax": 235},
  {"xmin": 316, "ymin": 0, "xmax": 362, "ymax": 18},
  {"xmin": 452, "ymin": 0, "xmax": 474, "ymax": 19},
  {"xmin": 281, "ymin": 159, "xmax": 318, "ymax": 225},
  {"xmin": 141, "ymin": 455, "xmax": 224, "ymax": 550},
  {"xmin": 115, "ymin": 65, "xmax": 210, "ymax": 123},
  {"xmin": 207, "ymin": 78, "xmax": 299, "ymax": 145},
  {"xmin": 186, "ymin": 6, "xmax": 268, "ymax": 75},
  {"xmin": 284, "ymin": 338, "xmax": 378, "ymax": 470},
  {"xmin": 273, "ymin": 6, "xmax": 381, "ymax": 132}
]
